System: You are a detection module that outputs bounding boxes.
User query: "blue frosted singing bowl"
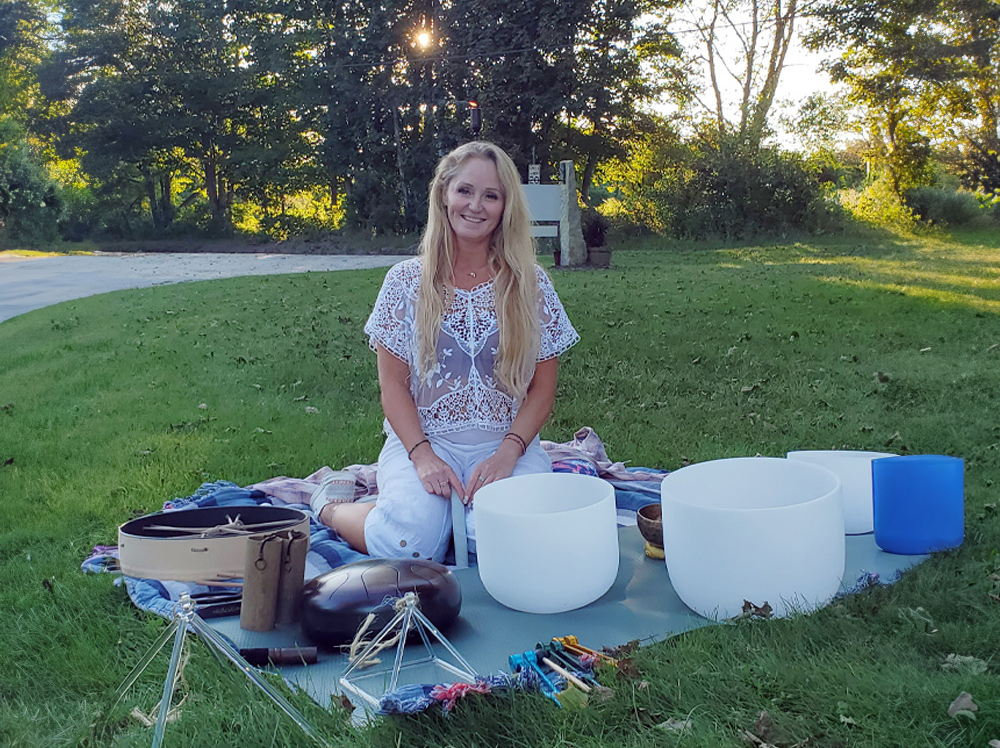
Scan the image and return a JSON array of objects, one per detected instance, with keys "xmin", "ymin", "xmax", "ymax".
[{"xmin": 872, "ymin": 455, "xmax": 964, "ymax": 555}]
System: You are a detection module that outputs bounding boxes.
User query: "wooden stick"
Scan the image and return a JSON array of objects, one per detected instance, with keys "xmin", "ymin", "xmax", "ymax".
[
  {"xmin": 542, "ymin": 657, "xmax": 591, "ymax": 692},
  {"xmin": 193, "ymin": 579, "xmax": 245, "ymax": 588},
  {"xmin": 144, "ymin": 519, "xmax": 294, "ymax": 534}
]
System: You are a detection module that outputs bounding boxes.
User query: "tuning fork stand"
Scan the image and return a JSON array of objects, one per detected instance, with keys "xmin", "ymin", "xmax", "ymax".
[
  {"xmin": 110, "ymin": 591, "xmax": 329, "ymax": 748},
  {"xmin": 338, "ymin": 591, "xmax": 477, "ymax": 710}
]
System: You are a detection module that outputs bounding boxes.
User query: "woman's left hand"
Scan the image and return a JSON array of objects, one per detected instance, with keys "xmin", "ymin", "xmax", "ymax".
[{"xmin": 465, "ymin": 439, "xmax": 522, "ymax": 502}]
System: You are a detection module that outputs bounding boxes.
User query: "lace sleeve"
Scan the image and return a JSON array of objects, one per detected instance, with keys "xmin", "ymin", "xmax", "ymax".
[
  {"xmin": 363, "ymin": 260, "xmax": 419, "ymax": 362},
  {"xmin": 536, "ymin": 265, "xmax": 580, "ymax": 361}
]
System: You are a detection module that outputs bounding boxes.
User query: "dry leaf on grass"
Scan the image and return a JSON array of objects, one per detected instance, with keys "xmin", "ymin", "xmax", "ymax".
[
  {"xmin": 656, "ymin": 717, "xmax": 692, "ymax": 732},
  {"xmin": 606, "ymin": 639, "xmax": 640, "ymax": 658},
  {"xmin": 742, "ymin": 729, "xmax": 779, "ymax": 748},
  {"xmin": 615, "ymin": 657, "xmax": 641, "ymax": 680},
  {"xmin": 740, "ymin": 600, "xmax": 773, "ymax": 619},
  {"xmin": 754, "ymin": 710, "xmax": 782, "ymax": 743},
  {"xmin": 948, "ymin": 691, "xmax": 978, "ymax": 718},
  {"xmin": 941, "ymin": 654, "xmax": 988, "ymax": 675}
]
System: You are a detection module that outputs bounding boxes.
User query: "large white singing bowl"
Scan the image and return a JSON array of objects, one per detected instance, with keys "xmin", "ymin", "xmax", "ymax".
[
  {"xmin": 661, "ymin": 457, "xmax": 845, "ymax": 619},
  {"xmin": 474, "ymin": 473, "xmax": 619, "ymax": 614},
  {"xmin": 787, "ymin": 450, "xmax": 895, "ymax": 534}
]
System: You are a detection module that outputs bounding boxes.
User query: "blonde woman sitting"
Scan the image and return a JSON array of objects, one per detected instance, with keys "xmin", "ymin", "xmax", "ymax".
[{"xmin": 318, "ymin": 141, "xmax": 579, "ymax": 563}]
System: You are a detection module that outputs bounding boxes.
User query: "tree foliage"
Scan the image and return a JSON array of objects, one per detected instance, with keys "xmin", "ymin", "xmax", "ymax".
[
  {"xmin": 0, "ymin": 118, "xmax": 61, "ymax": 247},
  {"xmin": 36, "ymin": 0, "xmax": 673, "ymax": 237},
  {"xmin": 0, "ymin": 0, "xmax": 55, "ymax": 124},
  {"xmin": 808, "ymin": 0, "xmax": 1000, "ymax": 194}
]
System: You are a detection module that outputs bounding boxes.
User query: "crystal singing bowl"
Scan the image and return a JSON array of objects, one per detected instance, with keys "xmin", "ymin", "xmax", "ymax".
[
  {"xmin": 474, "ymin": 472, "xmax": 619, "ymax": 614},
  {"xmin": 787, "ymin": 450, "xmax": 895, "ymax": 534},
  {"xmin": 660, "ymin": 457, "xmax": 845, "ymax": 619}
]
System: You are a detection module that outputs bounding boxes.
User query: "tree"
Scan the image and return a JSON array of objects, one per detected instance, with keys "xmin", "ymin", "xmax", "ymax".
[
  {"xmin": 562, "ymin": 0, "xmax": 689, "ymax": 203},
  {"xmin": 45, "ymin": 0, "xmax": 194, "ymax": 234},
  {"xmin": 685, "ymin": 0, "xmax": 803, "ymax": 151},
  {"xmin": 0, "ymin": 0, "xmax": 54, "ymax": 124},
  {"xmin": 780, "ymin": 91, "xmax": 851, "ymax": 154},
  {"xmin": 925, "ymin": 0, "xmax": 1000, "ymax": 192},
  {"xmin": 39, "ymin": 0, "xmax": 692, "ymax": 237},
  {"xmin": 49, "ymin": 0, "xmax": 318, "ymax": 236},
  {"xmin": 806, "ymin": 0, "xmax": 999, "ymax": 194}
]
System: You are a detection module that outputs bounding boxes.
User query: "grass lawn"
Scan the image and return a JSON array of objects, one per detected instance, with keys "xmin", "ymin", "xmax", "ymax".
[{"xmin": 1, "ymin": 229, "xmax": 998, "ymax": 747}]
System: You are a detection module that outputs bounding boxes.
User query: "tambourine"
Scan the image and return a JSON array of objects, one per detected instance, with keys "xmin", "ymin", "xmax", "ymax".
[{"xmin": 118, "ymin": 505, "xmax": 310, "ymax": 583}]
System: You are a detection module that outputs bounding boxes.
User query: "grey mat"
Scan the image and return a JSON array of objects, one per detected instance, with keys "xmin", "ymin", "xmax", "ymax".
[{"xmin": 210, "ymin": 528, "xmax": 927, "ymax": 707}]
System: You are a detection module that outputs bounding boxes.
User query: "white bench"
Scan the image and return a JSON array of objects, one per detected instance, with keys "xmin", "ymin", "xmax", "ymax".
[
  {"xmin": 523, "ymin": 184, "xmax": 562, "ymax": 239},
  {"xmin": 522, "ymin": 161, "xmax": 587, "ymax": 266}
]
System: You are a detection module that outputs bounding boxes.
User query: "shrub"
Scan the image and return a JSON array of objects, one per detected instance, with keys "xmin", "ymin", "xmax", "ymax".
[
  {"xmin": 805, "ymin": 148, "xmax": 866, "ymax": 189},
  {"xmin": 580, "ymin": 207, "xmax": 609, "ymax": 247},
  {"xmin": 840, "ymin": 177, "xmax": 917, "ymax": 232},
  {"xmin": 0, "ymin": 118, "xmax": 62, "ymax": 247},
  {"xmin": 905, "ymin": 187, "xmax": 986, "ymax": 227},
  {"xmin": 660, "ymin": 138, "xmax": 836, "ymax": 240}
]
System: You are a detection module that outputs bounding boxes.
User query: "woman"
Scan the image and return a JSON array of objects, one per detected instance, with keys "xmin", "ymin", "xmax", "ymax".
[{"xmin": 318, "ymin": 141, "xmax": 579, "ymax": 563}]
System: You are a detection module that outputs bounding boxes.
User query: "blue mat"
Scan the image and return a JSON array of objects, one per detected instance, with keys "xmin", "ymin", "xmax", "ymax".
[
  {"xmin": 207, "ymin": 525, "xmax": 925, "ymax": 712},
  {"xmin": 84, "ymin": 476, "xmax": 927, "ymax": 714}
]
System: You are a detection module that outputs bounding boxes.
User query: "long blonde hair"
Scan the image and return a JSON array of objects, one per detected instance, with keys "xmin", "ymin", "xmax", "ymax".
[{"xmin": 416, "ymin": 141, "xmax": 540, "ymax": 401}]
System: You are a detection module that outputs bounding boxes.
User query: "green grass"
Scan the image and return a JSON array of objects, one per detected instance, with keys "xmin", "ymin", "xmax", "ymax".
[{"xmin": 2, "ymin": 230, "xmax": 999, "ymax": 746}]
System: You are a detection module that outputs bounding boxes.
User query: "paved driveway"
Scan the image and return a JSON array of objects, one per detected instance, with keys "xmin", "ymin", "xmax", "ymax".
[{"xmin": 0, "ymin": 252, "xmax": 406, "ymax": 324}]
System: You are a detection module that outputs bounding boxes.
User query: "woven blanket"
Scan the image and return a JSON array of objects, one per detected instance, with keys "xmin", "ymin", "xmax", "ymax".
[{"xmin": 82, "ymin": 428, "xmax": 666, "ymax": 619}]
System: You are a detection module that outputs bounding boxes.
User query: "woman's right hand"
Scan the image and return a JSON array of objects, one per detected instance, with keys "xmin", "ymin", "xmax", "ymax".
[{"xmin": 410, "ymin": 442, "xmax": 465, "ymax": 501}]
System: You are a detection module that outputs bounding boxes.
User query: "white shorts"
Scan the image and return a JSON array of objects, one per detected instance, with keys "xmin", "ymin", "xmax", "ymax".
[{"xmin": 364, "ymin": 429, "xmax": 552, "ymax": 563}]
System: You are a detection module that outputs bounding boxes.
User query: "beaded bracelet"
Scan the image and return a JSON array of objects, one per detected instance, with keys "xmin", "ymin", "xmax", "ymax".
[
  {"xmin": 503, "ymin": 432, "xmax": 527, "ymax": 456},
  {"xmin": 407, "ymin": 438, "xmax": 430, "ymax": 459}
]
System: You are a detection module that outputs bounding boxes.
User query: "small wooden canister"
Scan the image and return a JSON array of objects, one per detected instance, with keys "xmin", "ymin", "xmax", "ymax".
[
  {"xmin": 275, "ymin": 530, "xmax": 309, "ymax": 626},
  {"xmin": 240, "ymin": 533, "xmax": 283, "ymax": 632}
]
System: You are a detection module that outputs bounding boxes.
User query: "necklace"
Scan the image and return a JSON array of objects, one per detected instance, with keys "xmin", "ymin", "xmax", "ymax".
[{"xmin": 459, "ymin": 265, "xmax": 488, "ymax": 279}]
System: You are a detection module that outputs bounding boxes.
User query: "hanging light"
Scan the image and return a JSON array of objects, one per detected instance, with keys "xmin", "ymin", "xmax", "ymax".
[{"xmin": 469, "ymin": 101, "xmax": 482, "ymax": 137}]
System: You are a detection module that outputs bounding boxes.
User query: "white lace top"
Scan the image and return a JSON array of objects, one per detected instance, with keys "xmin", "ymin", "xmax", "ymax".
[{"xmin": 364, "ymin": 257, "xmax": 580, "ymax": 440}]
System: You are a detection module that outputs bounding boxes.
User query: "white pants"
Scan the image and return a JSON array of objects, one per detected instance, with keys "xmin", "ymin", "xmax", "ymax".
[{"xmin": 364, "ymin": 429, "xmax": 552, "ymax": 563}]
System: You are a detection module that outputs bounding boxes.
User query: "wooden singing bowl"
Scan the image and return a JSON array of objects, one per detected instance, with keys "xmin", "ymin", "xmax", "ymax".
[{"xmin": 636, "ymin": 503, "xmax": 663, "ymax": 548}]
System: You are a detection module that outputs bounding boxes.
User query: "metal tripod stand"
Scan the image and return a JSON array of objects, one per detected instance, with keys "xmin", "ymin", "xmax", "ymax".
[{"xmin": 111, "ymin": 592, "xmax": 330, "ymax": 748}]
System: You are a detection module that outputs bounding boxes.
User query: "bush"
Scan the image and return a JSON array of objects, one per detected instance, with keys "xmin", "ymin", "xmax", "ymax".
[
  {"xmin": 805, "ymin": 148, "xmax": 866, "ymax": 189},
  {"xmin": 0, "ymin": 118, "xmax": 62, "ymax": 247},
  {"xmin": 660, "ymin": 138, "xmax": 836, "ymax": 240},
  {"xmin": 840, "ymin": 177, "xmax": 917, "ymax": 232},
  {"xmin": 580, "ymin": 207, "xmax": 609, "ymax": 247},
  {"xmin": 905, "ymin": 187, "xmax": 986, "ymax": 227}
]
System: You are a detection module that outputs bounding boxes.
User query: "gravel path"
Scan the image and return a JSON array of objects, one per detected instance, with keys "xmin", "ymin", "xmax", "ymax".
[{"xmin": 0, "ymin": 252, "xmax": 407, "ymax": 323}]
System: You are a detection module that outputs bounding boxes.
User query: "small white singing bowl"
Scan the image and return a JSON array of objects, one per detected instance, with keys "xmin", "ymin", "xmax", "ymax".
[
  {"xmin": 660, "ymin": 457, "xmax": 845, "ymax": 619},
  {"xmin": 474, "ymin": 472, "xmax": 619, "ymax": 614},
  {"xmin": 787, "ymin": 450, "xmax": 895, "ymax": 534}
]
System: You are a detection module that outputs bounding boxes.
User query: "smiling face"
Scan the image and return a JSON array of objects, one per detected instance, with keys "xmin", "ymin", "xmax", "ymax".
[{"xmin": 443, "ymin": 156, "xmax": 505, "ymax": 252}]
